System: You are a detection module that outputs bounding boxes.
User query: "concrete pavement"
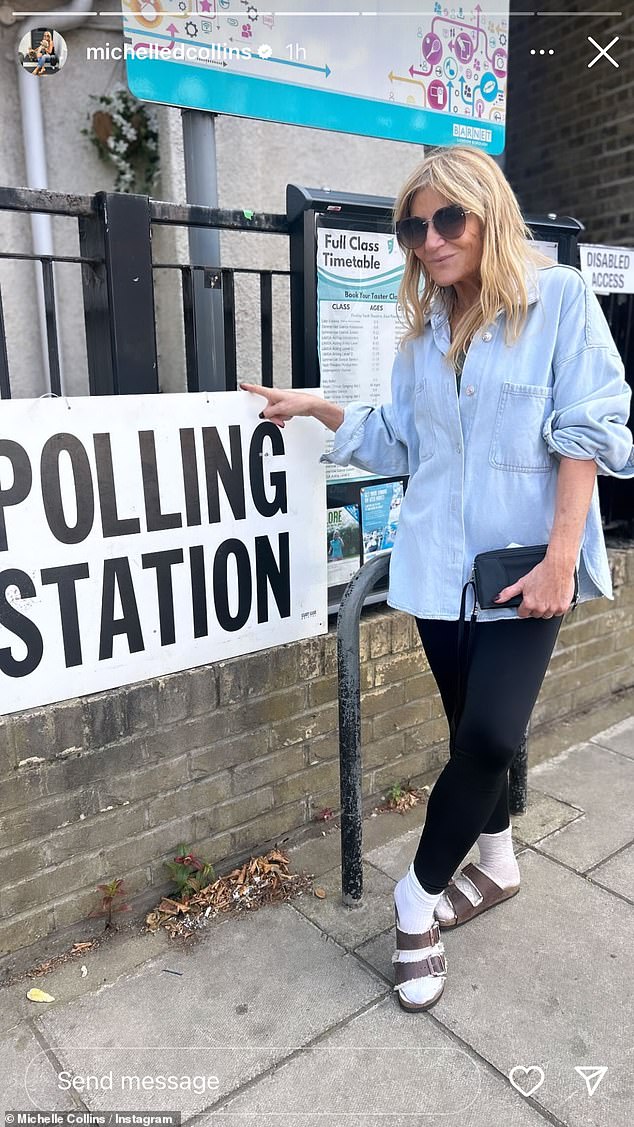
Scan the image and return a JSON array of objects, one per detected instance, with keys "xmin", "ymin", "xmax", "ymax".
[{"xmin": 1, "ymin": 692, "xmax": 633, "ymax": 1127}]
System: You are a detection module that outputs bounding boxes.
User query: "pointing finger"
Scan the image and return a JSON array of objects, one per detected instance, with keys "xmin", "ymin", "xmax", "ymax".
[{"xmin": 239, "ymin": 383, "xmax": 276, "ymax": 402}]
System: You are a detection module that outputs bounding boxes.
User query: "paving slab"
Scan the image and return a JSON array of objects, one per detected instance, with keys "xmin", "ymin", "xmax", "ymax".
[
  {"xmin": 528, "ymin": 742, "xmax": 634, "ymax": 870},
  {"xmin": 199, "ymin": 996, "xmax": 554, "ymax": 1127},
  {"xmin": 0, "ymin": 1025, "xmax": 77, "ymax": 1118},
  {"xmin": 289, "ymin": 860, "xmax": 399, "ymax": 950},
  {"xmin": 0, "ymin": 926, "xmax": 172, "ymax": 1040},
  {"xmin": 358, "ymin": 849, "xmax": 632, "ymax": 1127},
  {"xmin": 590, "ymin": 844, "xmax": 634, "ymax": 901},
  {"xmin": 29, "ymin": 903, "xmax": 385, "ymax": 1117},
  {"xmin": 589, "ymin": 715, "xmax": 634, "ymax": 760},
  {"xmin": 512, "ymin": 788, "xmax": 584, "ymax": 846}
]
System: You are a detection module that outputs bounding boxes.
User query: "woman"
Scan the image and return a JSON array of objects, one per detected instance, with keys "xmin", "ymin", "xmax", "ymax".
[
  {"xmin": 240, "ymin": 146, "xmax": 634, "ymax": 1013},
  {"xmin": 32, "ymin": 31, "xmax": 55, "ymax": 76}
]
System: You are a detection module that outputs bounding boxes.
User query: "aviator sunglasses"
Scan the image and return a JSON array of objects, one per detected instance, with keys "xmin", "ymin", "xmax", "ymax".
[{"xmin": 395, "ymin": 204, "xmax": 472, "ymax": 250}]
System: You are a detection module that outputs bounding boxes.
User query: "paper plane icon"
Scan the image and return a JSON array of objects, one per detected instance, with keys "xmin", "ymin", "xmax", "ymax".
[{"xmin": 574, "ymin": 1066, "xmax": 608, "ymax": 1096}]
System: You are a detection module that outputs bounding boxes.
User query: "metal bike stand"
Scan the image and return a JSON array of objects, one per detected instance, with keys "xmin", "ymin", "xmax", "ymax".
[
  {"xmin": 336, "ymin": 555, "xmax": 390, "ymax": 907},
  {"xmin": 509, "ymin": 726, "xmax": 529, "ymax": 815}
]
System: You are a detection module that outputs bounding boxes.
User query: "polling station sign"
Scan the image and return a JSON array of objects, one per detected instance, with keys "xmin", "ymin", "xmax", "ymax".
[
  {"xmin": 0, "ymin": 392, "xmax": 327, "ymax": 715},
  {"xmin": 579, "ymin": 244, "xmax": 634, "ymax": 295}
]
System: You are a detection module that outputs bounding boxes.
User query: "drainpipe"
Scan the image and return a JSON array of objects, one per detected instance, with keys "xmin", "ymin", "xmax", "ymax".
[{"xmin": 14, "ymin": 1, "xmax": 95, "ymax": 394}]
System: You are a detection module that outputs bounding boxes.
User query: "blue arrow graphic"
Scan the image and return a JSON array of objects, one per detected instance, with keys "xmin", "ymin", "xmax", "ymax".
[{"xmin": 123, "ymin": 25, "xmax": 331, "ymax": 77}]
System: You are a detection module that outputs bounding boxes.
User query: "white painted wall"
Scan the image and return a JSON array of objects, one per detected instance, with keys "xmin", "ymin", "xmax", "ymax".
[{"xmin": 0, "ymin": 15, "xmax": 423, "ymax": 398}]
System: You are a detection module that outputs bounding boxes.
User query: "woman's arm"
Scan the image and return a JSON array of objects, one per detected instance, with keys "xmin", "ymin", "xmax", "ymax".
[
  {"xmin": 239, "ymin": 384, "xmax": 341, "ymax": 430},
  {"xmin": 494, "ymin": 455, "xmax": 597, "ymax": 616},
  {"xmin": 546, "ymin": 455, "xmax": 597, "ymax": 569}
]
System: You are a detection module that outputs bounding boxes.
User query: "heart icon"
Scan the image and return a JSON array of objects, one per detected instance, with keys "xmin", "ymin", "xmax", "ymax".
[{"xmin": 509, "ymin": 1066, "xmax": 546, "ymax": 1097}]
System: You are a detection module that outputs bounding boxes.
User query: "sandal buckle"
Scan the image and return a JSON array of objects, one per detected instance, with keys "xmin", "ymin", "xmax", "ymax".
[{"xmin": 426, "ymin": 952, "xmax": 446, "ymax": 977}]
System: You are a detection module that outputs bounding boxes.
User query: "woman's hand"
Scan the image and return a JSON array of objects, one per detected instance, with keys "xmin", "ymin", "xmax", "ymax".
[
  {"xmin": 240, "ymin": 383, "xmax": 345, "ymax": 433},
  {"xmin": 239, "ymin": 383, "xmax": 318, "ymax": 428},
  {"xmin": 493, "ymin": 558, "xmax": 577, "ymax": 619}
]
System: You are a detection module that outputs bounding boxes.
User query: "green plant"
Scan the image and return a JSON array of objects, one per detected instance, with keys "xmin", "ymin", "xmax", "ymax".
[
  {"xmin": 386, "ymin": 782, "xmax": 404, "ymax": 803},
  {"xmin": 88, "ymin": 877, "xmax": 131, "ymax": 930},
  {"xmin": 164, "ymin": 843, "xmax": 215, "ymax": 898},
  {"xmin": 81, "ymin": 85, "xmax": 159, "ymax": 193}
]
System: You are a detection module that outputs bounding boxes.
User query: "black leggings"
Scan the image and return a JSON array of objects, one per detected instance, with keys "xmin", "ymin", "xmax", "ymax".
[{"xmin": 412, "ymin": 615, "xmax": 563, "ymax": 894}]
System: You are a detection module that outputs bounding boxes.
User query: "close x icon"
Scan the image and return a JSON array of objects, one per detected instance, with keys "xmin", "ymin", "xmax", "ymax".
[{"xmin": 587, "ymin": 36, "xmax": 619, "ymax": 69}]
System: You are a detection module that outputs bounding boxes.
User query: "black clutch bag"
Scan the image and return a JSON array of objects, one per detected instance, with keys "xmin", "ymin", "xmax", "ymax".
[
  {"xmin": 451, "ymin": 544, "xmax": 579, "ymax": 751},
  {"xmin": 472, "ymin": 543, "xmax": 578, "ymax": 610}
]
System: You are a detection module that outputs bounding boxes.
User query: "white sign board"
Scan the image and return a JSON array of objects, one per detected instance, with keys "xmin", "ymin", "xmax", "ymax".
[
  {"xmin": 579, "ymin": 244, "xmax": 634, "ymax": 294},
  {"xmin": 532, "ymin": 240, "xmax": 558, "ymax": 262},
  {"xmin": 0, "ymin": 392, "xmax": 327, "ymax": 714},
  {"xmin": 123, "ymin": 0, "xmax": 509, "ymax": 151}
]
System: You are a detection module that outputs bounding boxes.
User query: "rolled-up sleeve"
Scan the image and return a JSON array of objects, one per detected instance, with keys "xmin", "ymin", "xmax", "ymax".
[
  {"xmin": 319, "ymin": 344, "xmax": 411, "ymax": 476},
  {"xmin": 542, "ymin": 274, "xmax": 634, "ymax": 478},
  {"xmin": 542, "ymin": 347, "xmax": 634, "ymax": 478}
]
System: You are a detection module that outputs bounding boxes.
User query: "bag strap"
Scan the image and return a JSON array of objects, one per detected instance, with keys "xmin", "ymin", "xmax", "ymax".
[
  {"xmin": 451, "ymin": 579, "xmax": 478, "ymax": 752},
  {"xmin": 571, "ymin": 567, "xmax": 579, "ymax": 609}
]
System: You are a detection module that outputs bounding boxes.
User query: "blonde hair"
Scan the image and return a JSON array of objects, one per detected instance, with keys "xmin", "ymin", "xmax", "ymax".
[{"xmin": 393, "ymin": 146, "xmax": 555, "ymax": 370}]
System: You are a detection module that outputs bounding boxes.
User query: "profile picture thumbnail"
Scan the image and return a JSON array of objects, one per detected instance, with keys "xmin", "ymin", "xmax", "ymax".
[{"xmin": 18, "ymin": 28, "xmax": 68, "ymax": 76}]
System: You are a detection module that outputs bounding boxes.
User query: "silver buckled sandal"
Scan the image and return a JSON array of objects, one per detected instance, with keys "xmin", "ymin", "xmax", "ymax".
[{"xmin": 392, "ymin": 907, "xmax": 447, "ymax": 1012}]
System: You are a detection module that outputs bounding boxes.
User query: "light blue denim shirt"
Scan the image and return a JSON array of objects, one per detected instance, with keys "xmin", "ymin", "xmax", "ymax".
[{"xmin": 320, "ymin": 263, "xmax": 634, "ymax": 621}]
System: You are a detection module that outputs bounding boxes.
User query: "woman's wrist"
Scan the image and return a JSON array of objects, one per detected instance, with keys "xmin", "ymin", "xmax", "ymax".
[
  {"xmin": 309, "ymin": 398, "xmax": 345, "ymax": 433},
  {"xmin": 545, "ymin": 541, "xmax": 579, "ymax": 572}
]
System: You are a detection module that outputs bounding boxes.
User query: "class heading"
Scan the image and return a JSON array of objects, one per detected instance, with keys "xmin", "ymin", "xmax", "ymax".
[{"xmin": 321, "ymin": 232, "xmax": 382, "ymax": 271}]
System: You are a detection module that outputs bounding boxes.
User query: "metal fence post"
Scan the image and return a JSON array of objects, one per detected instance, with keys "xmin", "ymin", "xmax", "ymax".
[{"xmin": 78, "ymin": 191, "xmax": 158, "ymax": 394}]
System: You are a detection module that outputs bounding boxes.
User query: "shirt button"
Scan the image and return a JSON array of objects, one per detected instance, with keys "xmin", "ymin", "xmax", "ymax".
[
  {"xmin": 465, "ymin": 384, "xmax": 475, "ymax": 396},
  {"xmin": 456, "ymin": 444, "xmax": 462, "ymax": 453},
  {"xmin": 482, "ymin": 331, "xmax": 492, "ymax": 342}
]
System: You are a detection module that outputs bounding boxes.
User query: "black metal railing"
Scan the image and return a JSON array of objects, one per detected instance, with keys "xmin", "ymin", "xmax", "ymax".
[
  {"xmin": 153, "ymin": 263, "xmax": 288, "ymax": 392},
  {"xmin": 0, "ymin": 186, "xmax": 290, "ymax": 398}
]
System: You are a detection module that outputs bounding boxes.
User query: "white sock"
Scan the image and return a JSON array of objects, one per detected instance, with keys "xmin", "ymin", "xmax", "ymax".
[
  {"xmin": 434, "ymin": 826, "xmax": 520, "ymax": 923},
  {"xmin": 393, "ymin": 863, "xmax": 445, "ymax": 1005},
  {"xmin": 477, "ymin": 825, "xmax": 520, "ymax": 886}
]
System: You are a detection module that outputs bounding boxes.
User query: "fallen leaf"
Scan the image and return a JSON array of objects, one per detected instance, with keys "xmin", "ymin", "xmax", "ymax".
[
  {"xmin": 313, "ymin": 887, "xmax": 327, "ymax": 899},
  {"xmin": 158, "ymin": 898, "xmax": 190, "ymax": 916},
  {"xmin": 27, "ymin": 988, "xmax": 55, "ymax": 1003}
]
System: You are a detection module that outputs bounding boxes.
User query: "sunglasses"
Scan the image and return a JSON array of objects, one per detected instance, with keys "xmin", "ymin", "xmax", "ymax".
[{"xmin": 395, "ymin": 205, "xmax": 472, "ymax": 250}]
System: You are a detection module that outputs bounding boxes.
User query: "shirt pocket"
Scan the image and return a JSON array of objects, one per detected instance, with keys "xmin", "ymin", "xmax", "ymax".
[
  {"xmin": 489, "ymin": 382, "xmax": 553, "ymax": 473},
  {"xmin": 413, "ymin": 378, "xmax": 436, "ymax": 463}
]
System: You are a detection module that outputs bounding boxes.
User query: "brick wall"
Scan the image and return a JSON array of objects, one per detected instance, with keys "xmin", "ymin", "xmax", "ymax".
[
  {"xmin": 505, "ymin": 2, "xmax": 633, "ymax": 243},
  {"xmin": 1, "ymin": 547, "xmax": 633, "ymax": 972}
]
